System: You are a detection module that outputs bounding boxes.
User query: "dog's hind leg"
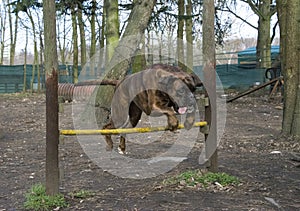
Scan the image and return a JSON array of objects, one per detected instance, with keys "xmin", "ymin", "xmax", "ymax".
[
  {"xmin": 118, "ymin": 102, "xmax": 143, "ymax": 154},
  {"xmin": 103, "ymin": 121, "xmax": 114, "ymax": 151},
  {"xmin": 129, "ymin": 102, "xmax": 143, "ymax": 127}
]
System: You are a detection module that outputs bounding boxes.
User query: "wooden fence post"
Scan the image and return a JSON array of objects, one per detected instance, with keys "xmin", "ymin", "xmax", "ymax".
[
  {"xmin": 43, "ymin": 0, "xmax": 60, "ymax": 195},
  {"xmin": 202, "ymin": 0, "xmax": 218, "ymax": 172}
]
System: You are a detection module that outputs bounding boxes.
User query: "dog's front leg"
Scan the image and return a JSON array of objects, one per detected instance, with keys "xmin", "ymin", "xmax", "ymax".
[
  {"xmin": 167, "ymin": 114, "xmax": 179, "ymax": 131},
  {"xmin": 163, "ymin": 109, "xmax": 179, "ymax": 131}
]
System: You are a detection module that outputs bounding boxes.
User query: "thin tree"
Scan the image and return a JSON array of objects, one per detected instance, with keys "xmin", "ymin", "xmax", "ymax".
[
  {"xmin": 77, "ymin": 1, "xmax": 86, "ymax": 66},
  {"xmin": 177, "ymin": 0, "xmax": 185, "ymax": 69},
  {"xmin": 0, "ymin": 0, "xmax": 7, "ymax": 64},
  {"xmin": 23, "ymin": 28, "xmax": 28, "ymax": 92},
  {"xmin": 185, "ymin": 0, "xmax": 193, "ymax": 72},
  {"xmin": 71, "ymin": 3, "xmax": 79, "ymax": 83},
  {"xmin": 57, "ymin": 14, "xmax": 69, "ymax": 65},
  {"xmin": 89, "ymin": 0, "xmax": 97, "ymax": 59},
  {"xmin": 8, "ymin": 0, "xmax": 19, "ymax": 65}
]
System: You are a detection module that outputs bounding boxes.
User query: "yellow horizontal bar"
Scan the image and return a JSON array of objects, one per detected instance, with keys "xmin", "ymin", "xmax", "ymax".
[{"xmin": 60, "ymin": 121, "xmax": 207, "ymax": 136}]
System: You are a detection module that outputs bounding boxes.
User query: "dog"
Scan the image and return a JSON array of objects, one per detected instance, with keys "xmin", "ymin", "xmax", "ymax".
[{"xmin": 103, "ymin": 64, "xmax": 202, "ymax": 154}]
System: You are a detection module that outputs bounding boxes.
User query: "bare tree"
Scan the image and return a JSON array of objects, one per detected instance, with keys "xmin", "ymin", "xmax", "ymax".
[
  {"xmin": 89, "ymin": 0, "xmax": 97, "ymax": 58},
  {"xmin": 0, "ymin": 0, "xmax": 8, "ymax": 64},
  {"xmin": 57, "ymin": 14, "xmax": 70, "ymax": 65},
  {"xmin": 221, "ymin": 0, "xmax": 277, "ymax": 68},
  {"xmin": 71, "ymin": 3, "xmax": 79, "ymax": 83},
  {"xmin": 246, "ymin": 0, "xmax": 276, "ymax": 68},
  {"xmin": 177, "ymin": 0, "xmax": 184, "ymax": 69},
  {"xmin": 185, "ymin": 0, "xmax": 193, "ymax": 72},
  {"xmin": 7, "ymin": 0, "xmax": 19, "ymax": 65},
  {"xmin": 77, "ymin": 1, "xmax": 86, "ymax": 66}
]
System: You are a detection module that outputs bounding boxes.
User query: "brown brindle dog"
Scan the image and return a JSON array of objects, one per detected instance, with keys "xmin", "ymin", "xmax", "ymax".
[{"xmin": 103, "ymin": 64, "xmax": 202, "ymax": 154}]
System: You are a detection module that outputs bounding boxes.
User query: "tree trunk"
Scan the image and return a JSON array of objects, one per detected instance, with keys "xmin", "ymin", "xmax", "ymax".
[
  {"xmin": 57, "ymin": 16, "xmax": 67, "ymax": 64},
  {"xmin": 278, "ymin": 0, "xmax": 300, "ymax": 137},
  {"xmin": 23, "ymin": 28, "xmax": 28, "ymax": 92},
  {"xmin": 72, "ymin": 7, "xmax": 79, "ymax": 83},
  {"xmin": 0, "ymin": 1, "xmax": 7, "ymax": 65},
  {"xmin": 8, "ymin": 0, "xmax": 18, "ymax": 65},
  {"xmin": 27, "ymin": 11, "xmax": 38, "ymax": 92},
  {"xmin": 90, "ymin": 0, "xmax": 97, "ymax": 59},
  {"xmin": 43, "ymin": 0, "xmax": 59, "ymax": 195},
  {"xmin": 185, "ymin": 0, "xmax": 193, "ymax": 72},
  {"xmin": 78, "ymin": 3, "xmax": 86, "ymax": 66},
  {"xmin": 98, "ymin": 3, "xmax": 106, "ymax": 72},
  {"xmin": 105, "ymin": 0, "xmax": 120, "ymax": 63},
  {"xmin": 132, "ymin": 33, "xmax": 146, "ymax": 73},
  {"xmin": 84, "ymin": 0, "xmax": 156, "ymax": 127},
  {"xmin": 247, "ymin": 0, "xmax": 276, "ymax": 69},
  {"xmin": 177, "ymin": 0, "xmax": 185, "ymax": 69},
  {"xmin": 257, "ymin": 1, "xmax": 271, "ymax": 68}
]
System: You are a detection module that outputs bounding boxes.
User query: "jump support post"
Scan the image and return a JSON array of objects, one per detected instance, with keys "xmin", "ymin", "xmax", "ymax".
[{"xmin": 60, "ymin": 121, "xmax": 208, "ymax": 136}]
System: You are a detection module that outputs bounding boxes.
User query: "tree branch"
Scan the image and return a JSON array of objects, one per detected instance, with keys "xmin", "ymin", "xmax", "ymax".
[
  {"xmin": 220, "ymin": 4, "xmax": 258, "ymax": 29},
  {"xmin": 270, "ymin": 20, "xmax": 278, "ymax": 43},
  {"xmin": 246, "ymin": 0, "xmax": 264, "ymax": 18}
]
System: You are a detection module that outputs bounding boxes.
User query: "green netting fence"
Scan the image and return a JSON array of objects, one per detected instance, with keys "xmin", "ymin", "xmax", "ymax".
[
  {"xmin": 0, "ymin": 65, "xmax": 81, "ymax": 93},
  {"xmin": 0, "ymin": 63, "xmax": 268, "ymax": 94}
]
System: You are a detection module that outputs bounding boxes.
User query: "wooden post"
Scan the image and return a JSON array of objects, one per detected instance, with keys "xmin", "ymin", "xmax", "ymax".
[
  {"xmin": 202, "ymin": 0, "xmax": 218, "ymax": 172},
  {"xmin": 43, "ymin": 0, "xmax": 59, "ymax": 195}
]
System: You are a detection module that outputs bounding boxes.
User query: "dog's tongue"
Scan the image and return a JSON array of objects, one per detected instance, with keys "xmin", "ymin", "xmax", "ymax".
[{"xmin": 178, "ymin": 107, "xmax": 187, "ymax": 114}]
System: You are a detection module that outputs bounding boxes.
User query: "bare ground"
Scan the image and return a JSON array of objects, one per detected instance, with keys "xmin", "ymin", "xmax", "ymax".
[{"xmin": 0, "ymin": 92, "xmax": 299, "ymax": 210}]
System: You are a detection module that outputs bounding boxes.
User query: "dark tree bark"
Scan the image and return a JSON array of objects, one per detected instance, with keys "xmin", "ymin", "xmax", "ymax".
[
  {"xmin": 177, "ymin": 0, "xmax": 185, "ymax": 69},
  {"xmin": 277, "ymin": 0, "xmax": 300, "ymax": 137}
]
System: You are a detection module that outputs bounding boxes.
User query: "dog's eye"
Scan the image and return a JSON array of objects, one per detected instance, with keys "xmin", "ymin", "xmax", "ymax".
[{"xmin": 178, "ymin": 89, "xmax": 185, "ymax": 95}]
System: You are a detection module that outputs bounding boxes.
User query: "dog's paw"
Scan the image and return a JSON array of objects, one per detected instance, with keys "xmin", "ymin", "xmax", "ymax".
[
  {"xmin": 167, "ymin": 124, "xmax": 178, "ymax": 131},
  {"xmin": 118, "ymin": 147, "xmax": 127, "ymax": 155}
]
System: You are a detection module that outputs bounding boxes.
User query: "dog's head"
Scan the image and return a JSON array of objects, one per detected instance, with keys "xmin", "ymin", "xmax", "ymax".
[{"xmin": 156, "ymin": 68, "xmax": 197, "ymax": 116}]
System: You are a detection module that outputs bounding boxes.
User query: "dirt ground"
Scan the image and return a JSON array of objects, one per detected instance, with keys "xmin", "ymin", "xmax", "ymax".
[{"xmin": 0, "ymin": 91, "xmax": 299, "ymax": 210}]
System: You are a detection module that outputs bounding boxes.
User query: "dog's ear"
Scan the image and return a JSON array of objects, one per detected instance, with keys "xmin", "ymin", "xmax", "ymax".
[
  {"xmin": 190, "ymin": 72, "xmax": 202, "ymax": 87},
  {"xmin": 156, "ymin": 69, "xmax": 176, "ymax": 85}
]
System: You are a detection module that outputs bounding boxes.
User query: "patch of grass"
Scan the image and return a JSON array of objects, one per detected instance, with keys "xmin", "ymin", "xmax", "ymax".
[
  {"xmin": 69, "ymin": 189, "xmax": 94, "ymax": 199},
  {"xmin": 24, "ymin": 184, "xmax": 68, "ymax": 211},
  {"xmin": 163, "ymin": 170, "xmax": 240, "ymax": 189}
]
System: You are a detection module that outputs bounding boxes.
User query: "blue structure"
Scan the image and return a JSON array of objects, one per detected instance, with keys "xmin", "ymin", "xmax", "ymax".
[{"xmin": 238, "ymin": 45, "xmax": 280, "ymax": 68}]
